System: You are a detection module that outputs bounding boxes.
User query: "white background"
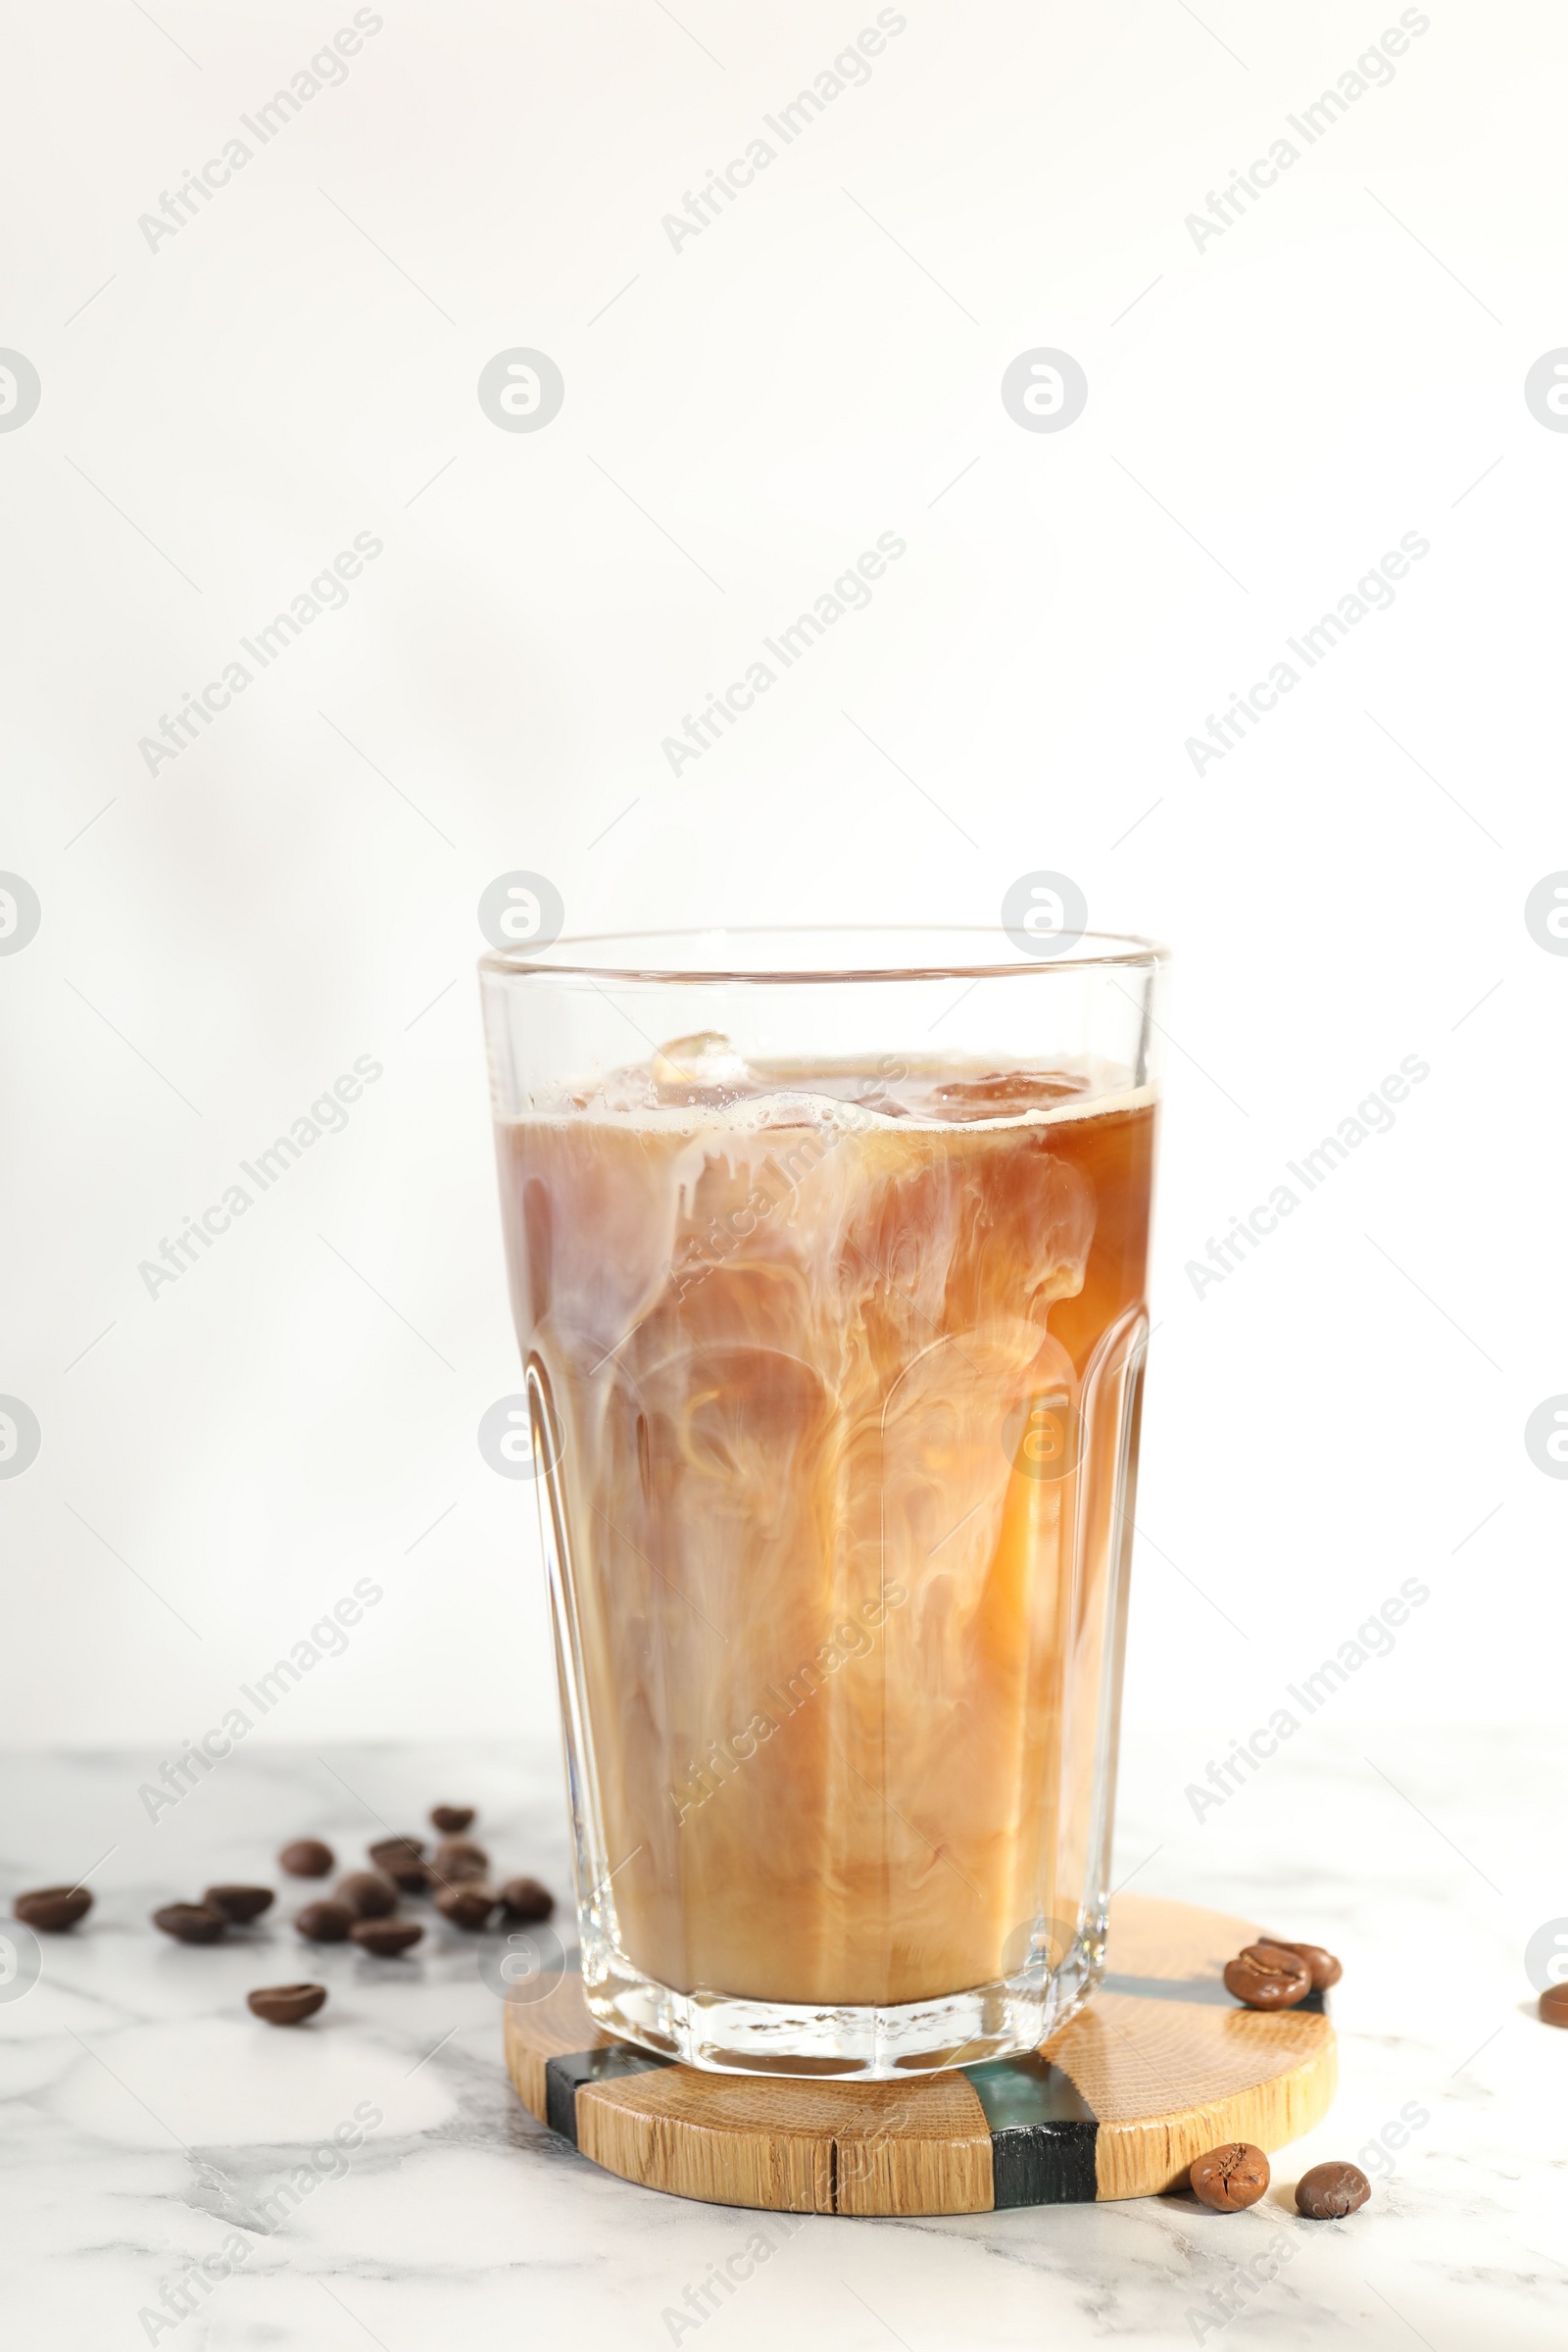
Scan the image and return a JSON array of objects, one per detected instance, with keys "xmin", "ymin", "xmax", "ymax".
[{"xmin": 2, "ymin": 0, "xmax": 1563, "ymax": 1788}]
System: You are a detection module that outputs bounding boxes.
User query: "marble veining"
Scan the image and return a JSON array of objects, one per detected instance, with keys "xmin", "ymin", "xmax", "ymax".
[{"xmin": 0, "ymin": 1730, "xmax": 1561, "ymax": 2350}]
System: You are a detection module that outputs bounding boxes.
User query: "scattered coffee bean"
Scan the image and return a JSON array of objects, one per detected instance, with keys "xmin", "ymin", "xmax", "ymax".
[
  {"xmin": 1190, "ymin": 2142, "xmax": 1270, "ymax": 2212},
  {"xmin": 247, "ymin": 1983, "xmax": 327, "ymax": 2026},
  {"xmin": 1222, "ymin": 1942, "xmax": 1313, "ymax": 2011},
  {"xmin": 294, "ymin": 1899, "xmax": 356, "ymax": 1943},
  {"xmin": 278, "ymin": 1838, "xmax": 334, "ymax": 1879},
  {"xmin": 434, "ymin": 1882, "xmax": 497, "ymax": 1931},
  {"xmin": 1262, "ymin": 1937, "xmax": 1343, "ymax": 1991},
  {"xmin": 1295, "ymin": 2160, "xmax": 1371, "ymax": 2219},
  {"xmin": 368, "ymin": 1837, "xmax": 427, "ymax": 1891},
  {"xmin": 430, "ymin": 1838, "xmax": 488, "ymax": 1886},
  {"xmin": 498, "ymin": 1876, "xmax": 555, "ymax": 1924},
  {"xmin": 203, "ymin": 1885, "xmax": 273, "ymax": 1925},
  {"xmin": 336, "ymin": 1871, "xmax": 398, "ymax": 1920},
  {"xmin": 1538, "ymin": 1984, "xmax": 1568, "ymax": 2029},
  {"xmin": 14, "ymin": 1886, "xmax": 92, "ymax": 1934},
  {"xmin": 154, "ymin": 1902, "xmax": 227, "ymax": 1945},
  {"xmin": 351, "ymin": 1918, "xmax": 424, "ymax": 1956},
  {"xmin": 429, "ymin": 1805, "xmax": 474, "ymax": 1835}
]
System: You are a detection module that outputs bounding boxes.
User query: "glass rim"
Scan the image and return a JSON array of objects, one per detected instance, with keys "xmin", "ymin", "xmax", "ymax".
[{"xmin": 478, "ymin": 924, "xmax": 1169, "ymax": 986}]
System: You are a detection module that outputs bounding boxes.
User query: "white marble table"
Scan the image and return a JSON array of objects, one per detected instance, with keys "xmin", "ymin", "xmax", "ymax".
[{"xmin": 1, "ymin": 1729, "xmax": 1561, "ymax": 2350}]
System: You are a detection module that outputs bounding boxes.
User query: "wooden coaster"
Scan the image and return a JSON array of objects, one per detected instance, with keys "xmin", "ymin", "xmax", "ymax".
[{"xmin": 504, "ymin": 1895, "xmax": 1336, "ymax": 2215}]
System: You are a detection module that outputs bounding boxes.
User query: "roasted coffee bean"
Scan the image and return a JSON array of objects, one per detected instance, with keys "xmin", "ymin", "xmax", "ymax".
[
  {"xmin": 1190, "ymin": 2142, "xmax": 1270, "ymax": 2212},
  {"xmin": 351, "ymin": 1918, "xmax": 423, "ymax": 1956},
  {"xmin": 1295, "ymin": 2160, "xmax": 1371, "ymax": 2219},
  {"xmin": 336, "ymin": 1871, "xmax": 398, "ymax": 1920},
  {"xmin": 430, "ymin": 1838, "xmax": 488, "ymax": 1886},
  {"xmin": 203, "ymin": 1885, "xmax": 274, "ymax": 1925},
  {"xmin": 434, "ymin": 1882, "xmax": 497, "ymax": 1932},
  {"xmin": 247, "ymin": 1983, "xmax": 327, "ymax": 2026},
  {"xmin": 368, "ymin": 1837, "xmax": 427, "ymax": 1891},
  {"xmin": 429, "ymin": 1805, "xmax": 474, "ymax": 1836},
  {"xmin": 14, "ymin": 1886, "xmax": 92, "ymax": 1933},
  {"xmin": 1262, "ymin": 1937, "xmax": 1342, "ymax": 1991},
  {"xmin": 154, "ymin": 1902, "xmax": 227, "ymax": 1945},
  {"xmin": 294, "ymin": 1899, "xmax": 356, "ymax": 1943},
  {"xmin": 1538, "ymin": 1984, "xmax": 1568, "ymax": 2029},
  {"xmin": 498, "ymin": 1876, "xmax": 555, "ymax": 1924},
  {"xmin": 1222, "ymin": 1942, "xmax": 1312, "ymax": 2011},
  {"xmin": 278, "ymin": 1838, "xmax": 334, "ymax": 1879}
]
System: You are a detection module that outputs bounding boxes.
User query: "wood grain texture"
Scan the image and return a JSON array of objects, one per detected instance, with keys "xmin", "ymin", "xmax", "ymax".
[
  {"xmin": 1061, "ymin": 1894, "xmax": 1335, "ymax": 2196},
  {"xmin": 1059, "ymin": 1993, "xmax": 1336, "ymax": 2198},
  {"xmin": 579, "ymin": 2065, "xmax": 994, "ymax": 2217},
  {"xmin": 502, "ymin": 1894, "xmax": 1337, "ymax": 2214}
]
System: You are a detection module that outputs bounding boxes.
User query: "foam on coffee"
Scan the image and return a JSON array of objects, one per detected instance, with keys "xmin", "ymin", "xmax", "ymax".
[{"xmin": 514, "ymin": 1033, "xmax": 1155, "ymax": 1135}]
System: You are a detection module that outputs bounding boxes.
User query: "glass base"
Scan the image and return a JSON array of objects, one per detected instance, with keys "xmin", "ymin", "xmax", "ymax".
[{"xmin": 580, "ymin": 1922, "xmax": 1106, "ymax": 2079}]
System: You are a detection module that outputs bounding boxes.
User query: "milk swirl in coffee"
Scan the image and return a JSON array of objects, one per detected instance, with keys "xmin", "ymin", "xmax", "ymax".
[{"xmin": 496, "ymin": 1036, "xmax": 1156, "ymax": 2015}]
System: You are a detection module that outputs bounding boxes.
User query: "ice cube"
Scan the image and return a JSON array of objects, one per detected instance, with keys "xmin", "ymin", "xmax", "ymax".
[{"xmin": 651, "ymin": 1032, "xmax": 753, "ymax": 1099}]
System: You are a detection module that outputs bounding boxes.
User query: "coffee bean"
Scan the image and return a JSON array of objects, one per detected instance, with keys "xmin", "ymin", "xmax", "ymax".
[
  {"xmin": 498, "ymin": 1876, "xmax": 555, "ymax": 1924},
  {"xmin": 351, "ymin": 1918, "xmax": 423, "ymax": 1956},
  {"xmin": 14, "ymin": 1886, "xmax": 92, "ymax": 1933},
  {"xmin": 278, "ymin": 1839, "xmax": 334, "ymax": 1878},
  {"xmin": 368, "ymin": 1834, "xmax": 424, "ymax": 1865},
  {"xmin": 430, "ymin": 1805, "xmax": 474, "ymax": 1835},
  {"xmin": 1190, "ymin": 2142, "xmax": 1270, "ymax": 2212},
  {"xmin": 368, "ymin": 1837, "xmax": 427, "ymax": 1891},
  {"xmin": 1222, "ymin": 1942, "xmax": 1313, "ymax": 2010},
  {"xmin": 203, "ymin": 1885, "xmax": 273, "ymax": 1925},
  {"xmin": 1262, "ymin": 1937, "xmax": 1342, "ymax": 1990},
  {"xmin": 1539, "ymin": 1984, "xmax": 1568, "ymax": 2028},
  {"xmin": 1295, "ymin": 2160, "xmax": 1371, "ymax": 2219},
  {"xmin": 434, "ymin": 1882, "xmax": 497, "ymax": 1931},
  {"xmin": 247, "ymin": 1983, "xmax": 327, "ymax": 2026},
  {"xmin": 430, "ymin": 1838, "xmax": 488, "ymax": 1886},
  {"xmin": 294, "ymin": 1899, "xmax": 356, "ymax": 1943},
  {"xmin": 154, "ymin": 1902, "xmax": 227, "ymax": 1945},
  {"xmin": 336, "ymin": 1871, "xmax": 398, "ymax": 1919}
]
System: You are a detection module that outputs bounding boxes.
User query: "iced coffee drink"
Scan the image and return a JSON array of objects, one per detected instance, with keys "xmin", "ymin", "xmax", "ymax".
[{"xmin": 488, "ymin": 993, "xmax": 1159, "ymax": 2075}]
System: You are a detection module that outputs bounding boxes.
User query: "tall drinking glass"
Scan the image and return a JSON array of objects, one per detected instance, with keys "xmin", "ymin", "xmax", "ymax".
[{"xmin": 480, "ymin": 927, "xmax": 1165, "ymax": 2077}]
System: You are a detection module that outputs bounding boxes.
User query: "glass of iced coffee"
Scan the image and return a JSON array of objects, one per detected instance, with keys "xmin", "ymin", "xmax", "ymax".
[{"xmin": 480, "ymin": 927, "xmax": 1164, "ymax": 2077}]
